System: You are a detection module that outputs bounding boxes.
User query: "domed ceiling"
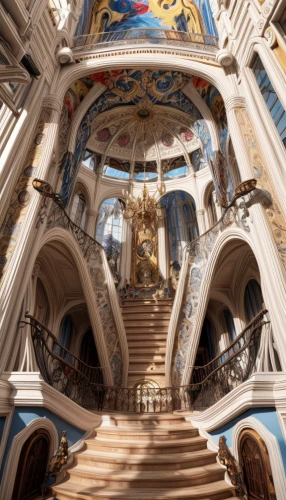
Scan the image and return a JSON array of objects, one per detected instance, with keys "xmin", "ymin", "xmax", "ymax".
[{"xmin": 86, "ymin": 101, "xmax": 201, "ymax": 163}]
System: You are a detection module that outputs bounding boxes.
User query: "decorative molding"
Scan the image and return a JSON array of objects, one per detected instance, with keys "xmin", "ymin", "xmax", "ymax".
[
  {"xmin": 224, "ymin": 95, "xmax": 247, "ymax": 112},
  {"xmin": 56, "ymin": 46, "xmax": 74, "ymax": 65},
  {"xmin": 189, "ymin": 372, "xmax": 286, "ymax": 432},
  {"xmin": 42, "ymin": 95, "xmax": 63, "ymax": 114},
  {"xmin": 216, "ymin": 48, "xmax": 234, "ymax": 66},
  {"xmin": 232, "ymin": 417, "xmax": 286, "ymax": 500},
  {"xmin": 1, "ymin": 372, "xmax": 103, "ymax": 430},
  {"xmin": 0, "ymin": 417, "xmax": 58, "ymax": 500}
]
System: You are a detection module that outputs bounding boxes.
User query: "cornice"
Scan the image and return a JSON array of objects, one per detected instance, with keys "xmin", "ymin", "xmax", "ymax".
[
  {"xmin": 190, "ymin": 372, "xmax": 286, "ymax": 432},
  {"xmin": 1, "ymin": 372, "xmax": 103, "ymax": 430}
]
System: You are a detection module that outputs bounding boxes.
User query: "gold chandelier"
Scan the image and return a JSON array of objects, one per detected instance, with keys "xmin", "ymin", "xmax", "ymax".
[{"xmin": 122, "ymin": 182, "xmax": 163, "ymax": 233}]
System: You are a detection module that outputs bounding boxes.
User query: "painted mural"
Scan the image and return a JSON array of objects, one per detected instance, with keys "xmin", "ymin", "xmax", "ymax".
[
  {"xmin": 59, "ymin": 76, "xmax": 100, "ymax": 160},
  {"xmin": 192, "ymin": 76, "xmax": 234, "ymax": 203},
  {"xmin": 76, "ymin": 0, "xmax": 217, "ymax": 35},
  {"xmin": 59, "ymin": 69, "xmax": 212, "ymax": 206}
]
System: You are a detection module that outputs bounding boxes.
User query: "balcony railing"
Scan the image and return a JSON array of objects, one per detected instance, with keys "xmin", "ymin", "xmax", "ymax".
[
  {"xmin": 72, "ymin": 29, "xmax": 219, "ymax": 54},
  {"xmin": 23, "ymin": 310, "xmax": 268, "ymax": 413}
]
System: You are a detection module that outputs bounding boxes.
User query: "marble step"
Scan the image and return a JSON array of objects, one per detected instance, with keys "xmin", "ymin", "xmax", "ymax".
[
  {"xmin": 85, "ymin": 435, "xmax": 208, "ymax": 455},
  {"xmin": 52, "ymin": 481, "xmax": 236, "ymax": 500},
  {"xmin": 128, "ymin": 369, "xmax": 166, "ymax": 377},
  {"xmin": 129, "ymin": 346, "xmax": 166, "ymax": 354},
  {"xmin": 95, "ymin": 426, "xmax": 198, "ymax": 441},
  {"xmin": 122, "ymin": 312, "xmax": 171, "ymax": 319},
  {"xmin": 122, "ymin": 302, "xmax": 172, "ymax": 308},
  {"xmin": 66, "ymin": 462, "xmax": 225, "ymax": 488},
  {"xmin": 105, "ymin": 414, "xmax": 190, "ymax": 426},
  {"xmin": 75, "ymin": 448, "xmax": 217, "ymax": 471}
]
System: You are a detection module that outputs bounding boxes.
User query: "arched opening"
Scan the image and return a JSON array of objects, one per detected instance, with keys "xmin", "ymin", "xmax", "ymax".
[
  {"xmin": 205, "ymin": 182, "xmax": 218, "ymax": 228},
  {"xmin": 70, "ymin": 191, "xmax": 87, "ymax": 230},
  {"xmin": 57, "ymin": 314, "xmax": 73, "ymax": 360},
  {"xmin": 161, "ymin": 190, "xmax": 199, "ymax": 267},
  {"xmin": 222, "ymin": 308, "xmax": 236, "ymax": 343},
  {"xmin": 12, "ymin": 428, "xmax": 50, "ymax": 500},
  {"xmin": 244, "ymin": 279, "xmax": 264, "ymax": 323},
  {"xmin": 80, "ymin": 328, "xmax": 100, "ymax": 367},
  {"xmin": 34, "ymin": 279, "xmax": 50, "ymax": 326},
  {"xmin": 96, "ymin": 197, "xmax": 124, "ymax": 283},
  {"xmin": 239, "ymin": 429, "xmax": 277, "ymax": 499},
  {"xmin": 192, "ymin": 239, "xmax": 265, "ymax": 375},
  {"xmin": 194, "ymin": 316, "xmax": 216, "ymax": 366}
]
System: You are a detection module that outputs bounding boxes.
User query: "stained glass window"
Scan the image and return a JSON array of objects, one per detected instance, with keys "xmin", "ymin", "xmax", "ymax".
[{"xmin": 252, "ymin": 53, "xmax": 286, "ymax": 148}]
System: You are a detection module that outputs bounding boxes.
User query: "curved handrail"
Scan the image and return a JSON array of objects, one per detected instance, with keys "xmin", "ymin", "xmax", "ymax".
[
  {"xmin": 24, "ymin": 311, "xmax": 267, "ymax": 412},
  {"xmin": 191, "ymin": 309, "xmax": 268, "ymax": 383},
  {"xmin": 23, "ymin": 315, "xmax": 103, "ymax": 385}
]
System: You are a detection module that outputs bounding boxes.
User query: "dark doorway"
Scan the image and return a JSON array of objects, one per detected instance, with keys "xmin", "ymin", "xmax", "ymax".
[
  {"xmin": 239, "ymin": 429, "xmax": 276, "ymax": 500},
  {"xmin": 12, "ymin": 429, "xmax": 50, "ymax": 500},
  {"xmin": 80, "ymin": 328, "xmax": 100, "ymax": 367}
]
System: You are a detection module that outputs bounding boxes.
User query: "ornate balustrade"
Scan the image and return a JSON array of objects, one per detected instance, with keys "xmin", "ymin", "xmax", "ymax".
[
  {"xmin": 23, "ymin": 311, "xmax": 268, "ymax": 413},
  {"xmin": 72, "ymin": 29, "xmax": 219, "ymax": 56}
]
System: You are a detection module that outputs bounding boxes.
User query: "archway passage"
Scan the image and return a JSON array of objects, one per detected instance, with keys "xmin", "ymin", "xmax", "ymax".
[
  {"xmin": 12, "ymin": 429, "xmax": 50, "ymax": 500},
  {"xmin": 239, "ymin": 429, "xmax": 277, "ymax": 500},
  {"xmin": 80, "ymin": 328, "xmax": 100, "ymax": 368}
]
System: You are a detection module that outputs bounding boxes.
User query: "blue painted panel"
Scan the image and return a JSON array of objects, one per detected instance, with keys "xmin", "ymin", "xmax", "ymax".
[
  {"xmin": 0, "ymin": 407, "xmax": 85, "ymax": 483},
  {"xmin": 209, "ymin": 408, "xmax": 286, "ymax": 473}
]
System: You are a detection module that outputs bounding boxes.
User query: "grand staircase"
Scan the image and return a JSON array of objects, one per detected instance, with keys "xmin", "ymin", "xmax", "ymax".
[
  {"xmin": 121, "ymin": 298, "xmax": 173, "ymax": 387},
  {"xmin": 52, "ymin": 414, "xmax": 239, "ymax": 500}
]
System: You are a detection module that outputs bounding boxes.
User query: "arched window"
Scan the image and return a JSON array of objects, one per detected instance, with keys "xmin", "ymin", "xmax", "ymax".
[
  {"xmin": 206, "ymin": 183, "xmax": 217, "ymax": 226},
  {"xmin": 56, "ymin": 315, "xmax": 73, "ymax": 361},
  {"xmin": 96, "ymin": 198, "xmax": 123, "ymax": 282},
  {"xmin": 71, "ymin": 192, "xmax": 87, "ymax": 230},
  {"xmin": 161, "ymin": 190, "xmax": 199, "ymax": 266},
  {"xmin": 244, "ymin": 279, "xmax": 264, "ymax": 323},
  {"xmin": 223, "ymin": 308, "xmax": 236, "ymax": 343},
  {"xmin": 12, "ymin": 429, "xmax": 50, "ymax": 500},
  {"xmin": 34, "ymin": 279, "xmax": 50, "ymax": 326},
  {"xmin": 252, "ymin": 53, "xmax": 286, "ymax": 149}
]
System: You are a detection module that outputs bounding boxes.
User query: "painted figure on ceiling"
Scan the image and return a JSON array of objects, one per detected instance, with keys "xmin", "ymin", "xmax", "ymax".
[{"xmin": 89, "ymin": 0, "xmax": 205, "ymax": 35}]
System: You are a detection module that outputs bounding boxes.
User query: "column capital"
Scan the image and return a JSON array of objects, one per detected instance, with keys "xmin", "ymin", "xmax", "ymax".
[
  {"xmin": 42, "ymin": 95, "xmax": 63, "ymax": 114},
  {"xmin": 87, "ymin": 209, "xmax": 98, "ymax": 217},
  {"xmin": 224, "ymin": 95, "xmax": 247, "ymax": 112}
]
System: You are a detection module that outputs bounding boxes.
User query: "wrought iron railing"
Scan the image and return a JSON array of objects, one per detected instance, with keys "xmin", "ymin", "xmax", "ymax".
[
  {"xmin": 23, "ymin": 311, "xmax": 267, "ymax": 413},
  {"xmin": 191, "ymin": 309, "xmax": 268, "ymax": 384},
  {"xmin": 72, "ymin": 29, "xmax": 219, "ymax": 53}
]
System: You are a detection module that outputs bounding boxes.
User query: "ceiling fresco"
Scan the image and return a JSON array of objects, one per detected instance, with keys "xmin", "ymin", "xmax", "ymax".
[
  {"xmin": 59, "ymin": 68, "xmax": 232, "ymax": 208},
  {"xmin": 86, "ymin": 104, "xmax": 201, "ymax": 162},
  {"xmin": 75, "ymin": 0, "xmax": 217, "ymax": 36}
]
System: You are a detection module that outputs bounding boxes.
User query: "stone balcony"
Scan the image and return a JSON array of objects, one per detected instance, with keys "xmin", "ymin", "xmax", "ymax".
[{"xmin": 71, "ymin": 29, "xmax": 219, "ymax": 63}]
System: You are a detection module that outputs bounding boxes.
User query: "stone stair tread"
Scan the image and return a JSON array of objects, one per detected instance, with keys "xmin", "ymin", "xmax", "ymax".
[
  {"xmin": 87, "ymin": 435, "xmax": 207, "ymax": 448},
  {"xmin": 53, "ymin": 480, "xmax": 235, "ymax": 499},
  {"xmin": 127, "ymin": 369, "xmax": 166, "ymax": 375},
  {"xmin": 77, "ymin": 447, "xmax": 216, "ymax": 464},
  {"xmin": 68, "ymin": 462, "xmax": 224, "ymax": 480},
  {"xmin": 96, "ymin": 425, "xmax": 197, "ymax": 434}
]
